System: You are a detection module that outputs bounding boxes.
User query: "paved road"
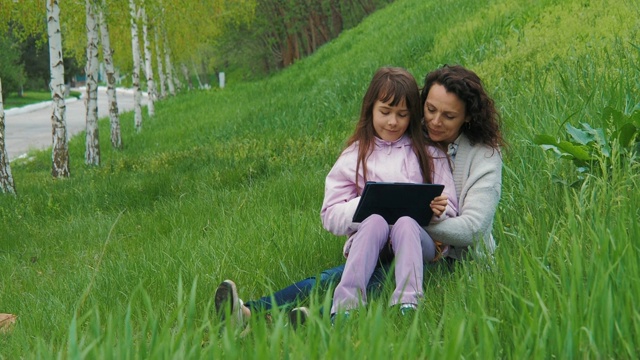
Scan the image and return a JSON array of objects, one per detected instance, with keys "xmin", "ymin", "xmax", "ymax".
[{"xmin": 4, "ymin": 86, "xmax": 146, "ymax": 161}]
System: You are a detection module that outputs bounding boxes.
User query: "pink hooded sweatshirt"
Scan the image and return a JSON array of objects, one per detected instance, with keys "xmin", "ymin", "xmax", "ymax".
[{"xmin": 320, "ymin": 134, "xmax": 458, "ymax": 251}]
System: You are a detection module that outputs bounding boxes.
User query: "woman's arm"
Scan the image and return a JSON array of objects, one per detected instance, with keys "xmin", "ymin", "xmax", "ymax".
[
  {"xmin": 426, "ymin": 147, "xmax": 502, "ymax": 247},
  {"xmin": 429, "ymin": 146, "xmax": 458, "ymax": 222}
]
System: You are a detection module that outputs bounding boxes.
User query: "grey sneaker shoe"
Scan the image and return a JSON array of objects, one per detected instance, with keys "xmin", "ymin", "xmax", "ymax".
[
  {"xmin": 215, "ymin": 280, "xmax": 246, "ymax": 329},
  {"xmin": 288, "ymin": 307, "xmax": 310, "ymax": 330},
  {"xmin": 399, "ymin": 303, "xmax": 417, "ymax": 316},
  {"xmin": 330, "ymin": 310, "xmax": 350, "ymax": 326}
]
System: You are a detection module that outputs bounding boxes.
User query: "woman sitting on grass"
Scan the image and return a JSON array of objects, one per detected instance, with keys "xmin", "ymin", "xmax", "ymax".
[
  {"xmin": 215, "ymin": 66, "xmax": 457, "ymax": 327},
  {"xmin": 215, "ymin": 64, "xmax": 504, "ymax": 328},
  {"xmin": 320, "ymin": 66, "xmax": 457, "ymax": 321}
]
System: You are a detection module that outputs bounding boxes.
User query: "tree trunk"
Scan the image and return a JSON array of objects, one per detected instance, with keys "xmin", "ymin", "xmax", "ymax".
[
  {"xmin": 191, "ymin": 61, "xmax": 203, "ymax": 88},
  {"xmin": 0, "ymin": 78, "xmax": 17, "ymax": 195},
  {"xmin": 47, "ymin": 0, "xmax": 70, "ymax": 178},
  {"xmin": 163, "ymin": 30, "xmax": 177, "ymax": 96},
  {"xmin": 181, "ymin": 63, "xmax": 193, "ymax": 90},
  {"xmin": 85, "ymin": 0, "xmax": 100, "ymax": 166},
  {"xmin": 99, "ymin": 0, "xmax": 122, "ymax": 150},
  {"xmin": 200, "ymin": 58, "xmax": 210, "ymax": 87},
  {"xmin": 163, "ymin": 31, "xmax": 176, "ymax": 96},
  {"xmin": 129, "ymin": 0, "xmax": 143, "ymax": 132},
  {"xmin": 154, "ymin": 29, "xmax": 166, "ymax": 99},
  {"xmin": 141, "ymin": 4, "xmax": 155, "ymax": 116},
  {"xmin": 329, "ymin": 0, "xmax": 343, "ymax": 37}
]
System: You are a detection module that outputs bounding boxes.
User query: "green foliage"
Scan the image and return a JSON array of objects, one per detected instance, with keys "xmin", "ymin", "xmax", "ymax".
[
  {"xmin": 534, "ymin": 108, "xmax": 640, "ymax": 186},
  {"xmin": 0, "ymin": 32, "xmax": 26, "ymax": 100},
  {"xmin": 214, "ymin": 0, "xmax": 395, "ymax": 80},
  {"xmin": 1, "ymin": 0, "xmax": 640, "ymax": 358}
]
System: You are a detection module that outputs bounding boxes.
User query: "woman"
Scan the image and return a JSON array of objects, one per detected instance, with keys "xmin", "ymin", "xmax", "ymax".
[
  {"xmin": 318, "ymin": 67, "xmax": 456, "ymax": 319},
  {"xmin": 421, "ymin": 64, "xmax": 504, "ymax": 259},
  {"xmin": 215, "ymin": 64, "xmax": 504, "ymax": 328}
]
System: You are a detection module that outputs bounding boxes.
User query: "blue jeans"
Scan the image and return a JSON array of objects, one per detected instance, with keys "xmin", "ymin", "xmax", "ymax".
[{"xmin": 243, "ymin": 262, "xmax": 393, "ymax": 313}]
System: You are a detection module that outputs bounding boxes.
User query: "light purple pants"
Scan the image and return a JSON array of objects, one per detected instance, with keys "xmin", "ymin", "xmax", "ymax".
[{"xmin": 331, "ymin": 214, "xmax": 436, "ymax": 314}]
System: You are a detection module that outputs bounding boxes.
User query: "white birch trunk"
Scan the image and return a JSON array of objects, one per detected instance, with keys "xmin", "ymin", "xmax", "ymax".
[
  {"xmin": 129, "ymin": 0, "xmax": 143, "ymax": 132},
  {"xmin": 164, "ymin": 31, "xmax": 176, "ymax": 95},
  {"xmin": 85, "ymin": 0, "xmax": 101, "ymax": 166},
  {"xmin": 154, "ymin": 29, "xmax": 166, "ymax": 99},
  {"xmin": 192, "ymin": 61, "xmax": 203, "ymax": 89},
  {"xmin": 99, "ymin": 0, "xmax": 122, "ymax": 149},
  {"xmin": 172, "ymin": 64, "xmax": 183, "ymax": 92},
  {"xmin": 0, "ymin": 78, "xmax": 17, "ymax": 195},
  {"xmin": 141, "ymin": 5, "xmax": 155, "ymax": 116},
  {"xmin": 181, "ymin": 63, "xmax": 193, "ymax": 90},
  {"xmin": 47, "ymin": 0, "xmax": 70, "ymax": 178}
]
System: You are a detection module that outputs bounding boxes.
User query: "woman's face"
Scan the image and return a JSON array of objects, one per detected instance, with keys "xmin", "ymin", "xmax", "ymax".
[
  {"xmin": 424, "ymin": 84, "xmax": 467, "ymax": 144},
  {"xmin": 372, "ymin": 98, "xmax": 410, "ymax": 142}
]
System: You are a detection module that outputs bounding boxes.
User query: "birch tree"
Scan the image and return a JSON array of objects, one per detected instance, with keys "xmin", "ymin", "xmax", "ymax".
[
  {"xmin": 154, "ymin": 29, "xmax": 166, "ymax": 99},
  {"xmin": 98, "ymin": 0, "xmax": 122, "ymax": 149},
  {"xmin": 181, "ymin": 63, "xmax": 193, "ymax": 90},
  {"xmin": 85, "ymin": 0, "xmax": 100, "ymax": 166},
  {"xmin": 164, "ymin": 30, "xmax": 176, "ymax": 95},
  {"xmin": 191, "ymin": 61, "xmax": 203, "ymax": 89},
  {"xmin": 47, "ymin": 0, "xmax": 70, "ymax": 178},
  {"xmin": 0, "ymin": 78, "xmax": 16, "ymax": 195},
  {"xmin": 129, "ymin": 0, "xmax": 143, "ymax": 132},
  {"xmin": 140, "ymin": 3, "xmax": 155, "ymax": 116}
]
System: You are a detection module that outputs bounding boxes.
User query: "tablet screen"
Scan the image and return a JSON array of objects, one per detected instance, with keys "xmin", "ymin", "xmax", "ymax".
[{"xmin": 352, "ymin": 182, "xmax": 444, "ymax": 226}]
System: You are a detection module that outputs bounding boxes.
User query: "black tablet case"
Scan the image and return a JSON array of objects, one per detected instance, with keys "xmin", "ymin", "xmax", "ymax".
[{"xmin": 352, "ymin": 182, "xmax": 445, "ymax": 226}]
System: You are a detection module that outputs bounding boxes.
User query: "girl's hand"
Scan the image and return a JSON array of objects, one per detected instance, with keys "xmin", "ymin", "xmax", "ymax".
[{"xmin": 430, "ymin": 195, "xmax": 448, "ymax": 217}]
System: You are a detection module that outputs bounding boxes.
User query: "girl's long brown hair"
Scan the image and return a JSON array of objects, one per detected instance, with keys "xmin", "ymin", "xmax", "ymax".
[{"xmin": 345, "ymin": 67, "xmax": 433, "ymax": 191}]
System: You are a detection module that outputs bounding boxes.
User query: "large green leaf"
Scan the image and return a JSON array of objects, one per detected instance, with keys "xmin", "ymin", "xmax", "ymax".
[
  {"xmin": 556, "ymin": 141, "xmax": 592, "ymax": 161},
  {"xmin": 602, "ymin": 106, "xmax": 626, "ymax": 125},
  {"xmin": 616, "ymin": 123, "xmax": 638, "ymax": 148},
  {"xmin": 566, "ymin": 123, "xmax": 593, "ymax": 145},
  {"xmin": 630, "ymin": 110, "xmax": 640, "ymax": 127},
  {"xmin": 581, "ymin": 123, "xmax": 606, "ymax": 145},
  {"xmin": 540, "ymin": 144, "xmax": 562, "ymax": 157},
  {"xmin": 533, "ymin": 134, "xmax": 558, "ymax": 146}
]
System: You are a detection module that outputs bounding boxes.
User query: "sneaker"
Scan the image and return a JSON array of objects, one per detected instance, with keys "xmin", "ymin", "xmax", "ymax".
[
  {"xmin": 330, "ymin": 310, "xmax": 350, "ymax": 326},
  {"xmin": 214, "ymin": 280, "xmax": 246, "ymax": 328},
  {"xmin": 288, "ymin": 307, "xmax": 310, "ymax": 330},
  {"xmin": 399, "ymin": 303, "xmax": 417, "ymax": 316}
]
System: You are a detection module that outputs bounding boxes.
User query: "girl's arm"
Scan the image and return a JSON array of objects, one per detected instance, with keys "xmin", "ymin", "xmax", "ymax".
[{"xmin": 320, "ymin": 152, "xmax": 361, "ymax": 236}]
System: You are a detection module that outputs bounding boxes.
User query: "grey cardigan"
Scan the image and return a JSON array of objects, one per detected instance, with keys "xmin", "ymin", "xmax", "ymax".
[{"xmin": 426, "ymin": 134, "xmax": 502, "ymax": 259}]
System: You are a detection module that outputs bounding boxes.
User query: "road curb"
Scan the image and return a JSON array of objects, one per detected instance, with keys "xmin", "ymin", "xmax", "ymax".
[{"xmin": 5, "ymin": 87, "xmax": 146, "ymax": 116}]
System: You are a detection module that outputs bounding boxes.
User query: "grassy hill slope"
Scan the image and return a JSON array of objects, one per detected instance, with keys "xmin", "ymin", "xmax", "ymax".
[{"xmin": 1, "ymin": 0, "xmax": 639, "ymax": 358}]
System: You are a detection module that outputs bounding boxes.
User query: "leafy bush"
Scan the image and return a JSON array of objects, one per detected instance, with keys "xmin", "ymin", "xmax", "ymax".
[
  {"xmin": 534, "ymin": 107, "xmax": 640, "ymax": 185},
  {"xmin": 0, "ymin": 34, "xmax": 26, "ymax": 100}
]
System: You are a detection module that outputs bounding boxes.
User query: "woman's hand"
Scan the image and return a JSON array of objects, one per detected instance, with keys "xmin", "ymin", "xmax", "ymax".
[{"xmin": 430, "ymin": 195, "xmax": 448, "ymax": 217}]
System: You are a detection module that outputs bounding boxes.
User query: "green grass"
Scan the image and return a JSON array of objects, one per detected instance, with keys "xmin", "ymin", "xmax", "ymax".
[
  {"xmin": 3, "ymin": 90, "xmax": 82, "ymax": 109},
  {"xmin": 1, "ymin": 0, "xmax": 640, "ymax": 358}
]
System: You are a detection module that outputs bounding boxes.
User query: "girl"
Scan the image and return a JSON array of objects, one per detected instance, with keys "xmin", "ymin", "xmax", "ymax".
[
  {"xmin": 213, "ymin": 67, "xmax": 458, "ymax": 329},
  {"xmin": 322, "ymin": 67, "xmax": 457, "ymax": 318}
]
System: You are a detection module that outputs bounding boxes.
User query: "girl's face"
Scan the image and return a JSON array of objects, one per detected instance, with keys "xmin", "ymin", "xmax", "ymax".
[
  {"xmin": 372, "ymin": 98, "xmax": 410, "ymax": 142},
  {"xmin": 424, "ymin": 84, "xmax": 467, "ymax": 144}
]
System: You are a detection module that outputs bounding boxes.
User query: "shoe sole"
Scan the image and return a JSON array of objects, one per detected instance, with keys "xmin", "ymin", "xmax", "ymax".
[
  {"xmin": 288, "ymin": 307, "xmax": 309, "ymax": 330},
  {"xmin": 215, "ymin": 280, "xmax": 238, "ymax": 321}
]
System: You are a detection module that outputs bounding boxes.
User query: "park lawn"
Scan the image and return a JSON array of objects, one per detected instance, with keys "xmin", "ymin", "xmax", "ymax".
[
  {"xmin": 1, "ymin": 0, "xmax": 639, "ymax": 358},
  {"xmin": 3, "ymin": 90, "xmax": 82, "ymax": 109},
  {"xmin": 3, "ymin": 91, "xmax": 52, "ymax": 109}
]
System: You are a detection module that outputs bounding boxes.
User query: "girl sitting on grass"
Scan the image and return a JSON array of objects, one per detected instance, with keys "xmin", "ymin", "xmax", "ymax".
[
  {"xmin": 215, "ymin": 66, "xmax": 457, "ymax": 328},
  {"xmin": 321, "ymin": 66, "xmax": 457, "ymax": 320}
]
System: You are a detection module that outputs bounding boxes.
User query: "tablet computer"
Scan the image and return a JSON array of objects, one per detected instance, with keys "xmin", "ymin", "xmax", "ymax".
[{"xmin": 352, "ymin": 182, "xmax": 444, "ymax": 226}]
